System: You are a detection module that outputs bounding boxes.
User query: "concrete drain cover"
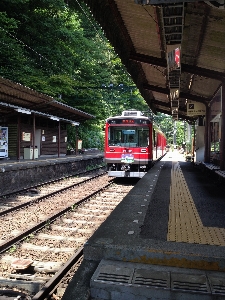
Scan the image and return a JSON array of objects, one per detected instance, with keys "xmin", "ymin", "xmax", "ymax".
[
  {"xmin": 171, "ymin": 272, "xmax": 209, "ymax": 293},
  {"xmin": 208, "ymin": 273, "xmax": 225, "ymax": 295},
  {"xmin": 91, "ymin": 260, "xmax": 225, "ymax": 300},
  {"xmin": 93, "ymin": 264, "xmax": 133, "ymax": 284},
  {"xmin": 133, "ymin": 268, "xmax": 169, "ymax": 289}
]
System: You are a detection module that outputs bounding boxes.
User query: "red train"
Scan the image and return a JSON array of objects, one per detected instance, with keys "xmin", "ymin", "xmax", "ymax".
[{"xmin": 104, "ymin": 110, "xmax": 167, "ymax": 177}]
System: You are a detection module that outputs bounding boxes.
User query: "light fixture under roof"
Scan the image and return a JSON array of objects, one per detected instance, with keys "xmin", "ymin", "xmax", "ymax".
[
  {"xmin": 71, "ymin": 122, "xmax": 79, "ymax": 126},
  {"xmin": 15, "ymin": 108, "xmax": 31, "ymax": 114},
  {"xmin": 50, "ymin": 116, "xmax": 60, "ymax": 121}
]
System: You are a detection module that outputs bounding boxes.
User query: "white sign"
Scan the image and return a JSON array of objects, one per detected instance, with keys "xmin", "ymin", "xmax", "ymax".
[
  {"xmin": 22, "ymin": 132, "xmax": 31, "ymax": 141},
  {"xmin": 78, "ymin": 140, "xmax": 82, "ymax": 149},
  {"xmin": 187, "ymin": 101, "xmax": 206, "ymax": 116}
]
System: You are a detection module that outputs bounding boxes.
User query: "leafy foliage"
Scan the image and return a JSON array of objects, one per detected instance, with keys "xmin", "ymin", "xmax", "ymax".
[
  {"xmin": 154, "ymin": 112, "xmax": 193, "ymax": 149},
  {"xmin": 0, "ymin": 0, "xmax": 154, "ymax": 150}
]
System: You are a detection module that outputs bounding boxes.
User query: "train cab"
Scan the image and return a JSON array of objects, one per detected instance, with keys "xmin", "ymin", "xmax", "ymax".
[{"xmin": 105, "ymin": 110, "xmax": 166, "ymax": 178}]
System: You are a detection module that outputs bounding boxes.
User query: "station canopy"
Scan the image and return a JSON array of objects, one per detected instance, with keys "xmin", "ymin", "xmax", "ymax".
[
  {"xmin": 0, "ymin": 77, "xmax": 94, "ymax": 124},
  {"xmin": 83, "ymin": 0, "xmax": 225, "ymax": 122}
]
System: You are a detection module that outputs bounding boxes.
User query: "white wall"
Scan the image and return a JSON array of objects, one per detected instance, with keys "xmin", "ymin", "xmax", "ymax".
[{"xmin": 196, "ymin": 126, "xmax": 205, "ymax": 162}]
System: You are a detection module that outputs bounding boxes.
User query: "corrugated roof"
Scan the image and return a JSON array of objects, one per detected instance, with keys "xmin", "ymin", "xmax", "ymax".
[
  {"xmin": 0, "ymin": 77, "xmax": 94, "ymax": 122},
  {"xmin": 83, "ymin": 0, "xmax": 225, "ymax": 121}
]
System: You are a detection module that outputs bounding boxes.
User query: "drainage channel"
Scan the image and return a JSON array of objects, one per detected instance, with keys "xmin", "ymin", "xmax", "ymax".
[{"xmin": 91, "ymin": 260, "xmax": 225, "ymax": 300}]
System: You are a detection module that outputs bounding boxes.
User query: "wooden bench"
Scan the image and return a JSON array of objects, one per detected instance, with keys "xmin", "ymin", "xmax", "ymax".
[
  {"xmin": 200, "ymin": 162, "xmax": 225, "ymax": 184},
  {"xmin": 215, "ymin": 170, "xmax": 225, "ymax": 183},
  {"xmin": 201, "ymin": 162, "xmax": 220, "ymax": 171},
  {"xmin": 199, "ymin": 162, "xmax": 220, "ymax": 181}
]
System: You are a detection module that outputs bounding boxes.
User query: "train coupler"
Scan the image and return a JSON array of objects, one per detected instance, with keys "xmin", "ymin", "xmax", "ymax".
[{"xmin": 121, "ymin": 164, "xmax": 130, "ymax": 172}]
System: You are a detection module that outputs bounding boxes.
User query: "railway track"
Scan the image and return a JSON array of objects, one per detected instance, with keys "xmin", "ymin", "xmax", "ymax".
[
  {"xmin": 0, "ymin": 174, "xmax": 137, "ymax": 299},
  {"xmin": 0, "ymin": 167, "xmax": 106, "ymax": 213}
]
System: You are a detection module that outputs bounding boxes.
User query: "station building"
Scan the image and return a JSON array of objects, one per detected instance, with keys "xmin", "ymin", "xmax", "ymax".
[{"xmin": 0, "ymin": 77, "xmax": 94, "ymax": 160}]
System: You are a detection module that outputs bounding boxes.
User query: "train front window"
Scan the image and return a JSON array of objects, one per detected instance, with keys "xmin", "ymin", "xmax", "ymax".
[
  {"xmin": 138, "ymin": 130, "xmax": 149, "ymax": 147},
  {"xmin": 108, "ymin": 126, "xmax": 149, "ymax": 147}
]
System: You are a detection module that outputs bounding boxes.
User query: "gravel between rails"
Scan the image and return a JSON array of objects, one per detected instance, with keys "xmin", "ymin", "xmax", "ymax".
[
  {"xmin": 0, "ymin": 174, "xmax": 111, "ymax": 243},
  {"xmin": 0, "ymin": 180, "xmax": 135, "ymax": 299}
]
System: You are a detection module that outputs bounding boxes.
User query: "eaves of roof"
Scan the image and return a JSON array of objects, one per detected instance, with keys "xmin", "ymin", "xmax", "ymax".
[
  {"xmin": 0, "ymin": 77, "xmax": 94, "ymax": 123},
  {"xmin": 82, "ymin": 0, "xmax": 225, "ymax": 122}
]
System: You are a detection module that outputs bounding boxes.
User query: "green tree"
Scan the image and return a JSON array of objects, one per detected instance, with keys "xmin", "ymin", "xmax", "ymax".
[
  {"xmin": 154, "ymin": 113, "xmax": 194, "ymax": 150},
  {"xmin": 154, "ymin": 113, "xmax": 174, "ymax": 145},
  {"xmin": 0, "ymin": 0, "xmax": 151, "ymax": 150}
]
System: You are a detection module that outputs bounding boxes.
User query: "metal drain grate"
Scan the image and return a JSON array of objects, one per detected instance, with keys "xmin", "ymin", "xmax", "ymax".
[
  {"xmin": 171, "ymin": 273, "xmax": 210, "ymax": 294},
  {"xmin": 95, "ymin": 264, "xmax": 133, "ymax": 284},
  {"xmin": 211, "ymin": 284, "xmax": 225, "ymax": 295},
  {"xmin": 91, "ymin": 260, "xmax": 225, "ymax": 299},
  {"xmin": 133, "ymin": 269, "xmax": 169, "ymax": 289},
  {"xmin": 97, "ymin": 272, "xmax": 130, "ymax": 284},
  {"xmin": 208, "ymin": 275, "xmax": 225, "ymax": 295}
]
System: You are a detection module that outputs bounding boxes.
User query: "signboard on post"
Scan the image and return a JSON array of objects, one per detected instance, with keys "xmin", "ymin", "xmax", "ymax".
[
  {"xmin": 187, "ymin": 101, "xmax": 206, "ymax": 116},
  {"xmin": 78, "ymin": 140, "xmax": 82, "ymax": 150}
]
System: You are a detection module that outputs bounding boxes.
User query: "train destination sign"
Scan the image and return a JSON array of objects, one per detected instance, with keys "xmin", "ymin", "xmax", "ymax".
[{"xmin": 167, "ymin": 47, "xmax": 180, "ymax": 71}]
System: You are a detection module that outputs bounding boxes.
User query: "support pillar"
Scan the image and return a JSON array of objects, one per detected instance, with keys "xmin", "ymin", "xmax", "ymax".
[
  {"xmin": 192, "ymin": 124, "xmax": 195, "ymax": 159},
  {"xmin": 32, "ymin": 114, "xmax": 35, "ymax": 160},
  {"xmin": 204, "ymin": 105, "xmax": 210, "ymax": 163},
  {"xmin": 17, "ymin": 115, "xmax": 21, "ymax": 161},
  {"xmin": 76, "ymin": 126, "xmax": 78, "ymax": 155},
  {"xmin": 220, "ymin": 81, "xmax": 225, "ymax": 170},
  {"xmin": 58, "ymin": 121, "xmax": 61, "ymax": 158}
]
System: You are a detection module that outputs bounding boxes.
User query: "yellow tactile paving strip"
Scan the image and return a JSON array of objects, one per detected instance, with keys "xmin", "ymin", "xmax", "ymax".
[{"xmin": 167, "ymin": 162, "xmax": 225, "ymax": 246}]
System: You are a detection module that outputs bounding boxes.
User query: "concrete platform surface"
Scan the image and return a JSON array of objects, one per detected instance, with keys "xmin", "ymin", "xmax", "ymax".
[
  {"xmin": 90, "ymin": 259, "xmax": 225, "ymax": 300},
  {"xmin": 62, "ymin": 151, "xmax": 225, "ymax": 300}
]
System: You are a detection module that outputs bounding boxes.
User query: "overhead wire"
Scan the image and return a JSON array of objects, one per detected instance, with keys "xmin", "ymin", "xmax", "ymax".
[
  {"xmin": 0, "ymin": 39, "xmax": 58, "ymax": 75},
  {"xmin": 74, "ymin": 0, "xmax": 107, "ymax": 44},
  {"xmin": 0, "ymin": 1, "xmax": 135, "ymax": 93},
  {"xmin": 74, "ymin": 0, "xmax": 131, "ymax": 78},
  {"xmin": 0, "ymin": 27, "xmax": 61, "ymax": 72},
  {"xmin": 0, "ymin": 0, "xmax": 111, "ymax": 78}
]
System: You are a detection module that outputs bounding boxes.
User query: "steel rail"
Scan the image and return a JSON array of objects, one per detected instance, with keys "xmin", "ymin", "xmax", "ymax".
[
  {"xmin": 0, "ymin": 179, "xmax": 114, "ymax": 254},
  {"xmin": 0, "ymin": 166, "xmax": 106, "ymax": 198},
  {"xmin": 0, "ymin": 171, "xmax": 107, "ymax": 217},
  {"xmin": 32, "ymin": 247, "xmax": 83, "ymax": 300}
]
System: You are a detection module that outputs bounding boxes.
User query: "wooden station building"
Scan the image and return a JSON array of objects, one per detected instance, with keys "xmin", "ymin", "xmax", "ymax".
[{"xmin": 0, "ymin": 77, "xmax": 94, "ymax": 160}]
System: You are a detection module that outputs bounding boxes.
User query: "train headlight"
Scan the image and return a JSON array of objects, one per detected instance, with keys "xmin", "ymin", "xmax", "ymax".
[{"xmin": 140, "ymin": 165, "xmax": 146, "ymax": 169}]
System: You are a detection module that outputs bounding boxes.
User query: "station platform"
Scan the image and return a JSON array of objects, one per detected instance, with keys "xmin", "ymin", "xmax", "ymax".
[
  {"xmin": 62, "ymin": 150, "xmax": 225, "ymax": 300},
  {"xmin": 0, "ymin": 151, "xmax": 103, "ymax": 169},
  {"xmin": 0, "ymin": 151, "xmax": 104, "ymax": 196}
]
